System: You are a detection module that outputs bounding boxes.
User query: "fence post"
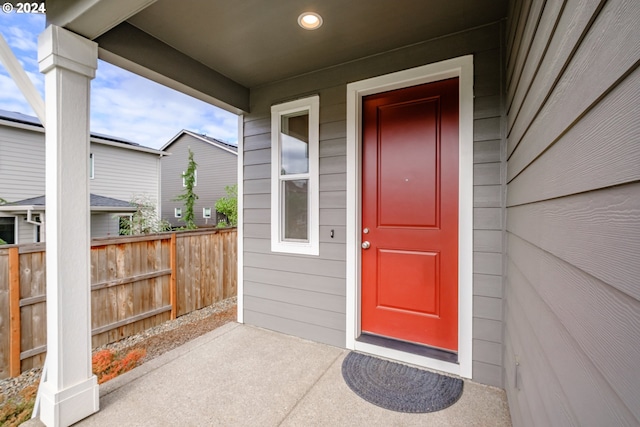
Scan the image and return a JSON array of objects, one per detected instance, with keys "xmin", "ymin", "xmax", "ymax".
[
  {"xmin": 170, "ymin": 233, "xmax": 177, "ymax": 319},
  {"xmin": 8, "ymin": 247, "xmax": 21, "ymax": 377}
]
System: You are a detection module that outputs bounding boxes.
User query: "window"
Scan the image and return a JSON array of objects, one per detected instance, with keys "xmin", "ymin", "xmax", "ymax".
[
  {"xmin": 182, "ymin": 169, "xmax": 197, "ymax": 187},
  {"xmin": 89, "ymin": 153, "xmax": 94, "ymax": 179},
  {"xmin": 118, "ymin": 215, "xmax": 133, "ymax": 236},
  {"xmin": 0, "ymin": 217, "xmax": 16, "ymax": 244},
  {"xmin": 203, "ymin": 207, "xmax": 212, "ymax": 219},
  {"xmin": 271, "ymin": 95, "xmax": 319, "ymax": 255},
  {"xmin": 174, "ymin": 207, "xmax": 182, "ymax": 218}
]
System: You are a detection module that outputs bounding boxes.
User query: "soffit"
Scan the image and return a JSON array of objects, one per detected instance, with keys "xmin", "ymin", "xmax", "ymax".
[{"xmin": 126, "ymin": 0, "xmax": 507, "ymax": 88}]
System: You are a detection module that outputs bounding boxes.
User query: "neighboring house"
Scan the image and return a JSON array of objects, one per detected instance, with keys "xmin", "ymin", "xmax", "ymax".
[
  {"xmin": 0, "ymin": 110, "xmax": 165, "ymax": 242},
  {"xmin": 160, "ymin": 130, "xmax": 237, "ymax": 227},
  {"xmin": 24, "ymin": 2, "xmax": 639, "ymax": 426},
  {"xmin": 0, "ymin": 194, "xmax": 138, "ymax": 243}
]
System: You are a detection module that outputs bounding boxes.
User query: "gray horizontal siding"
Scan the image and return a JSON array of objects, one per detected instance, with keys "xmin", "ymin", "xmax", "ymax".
[
  {"xmin": 242, "ymin": 21, "xmax": 507, "ymax": 386},
  {"xmin": 504, "ymin": 0, "xmax": 640, "ymax": 425},
  {"xmin": 16, "ymin": 215, "xmax": 35, "ymax": 244},
  {"xmin": 161, "ymin": 134, "xmax": 237, "ymax": 227},
  {"xmin": 91, "ymin": 143, "xmax": 160, "ymax": 204},
  {"xmin": 0, "ymin": 126, "xmax": 46, "ymax": 202},
  {"xmin": 0, "ymin": 123, "xmax": 161, "ymax": 243},
  {"xmin": 90, "ymin": 213, "xmax": 122, "ymax": 238}
]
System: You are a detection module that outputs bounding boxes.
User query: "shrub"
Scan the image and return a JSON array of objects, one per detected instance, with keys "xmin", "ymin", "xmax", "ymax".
[
  {"xmin": 214, "ymin": 184, "xmax": 238, "ymax": 227},
  {"xmin": 92, "ymin": 348, "xmax": 147, "ymax": 384},
  {"xmin": 0, "ymin": 384, "xmax": 37, "ymax": 427}
]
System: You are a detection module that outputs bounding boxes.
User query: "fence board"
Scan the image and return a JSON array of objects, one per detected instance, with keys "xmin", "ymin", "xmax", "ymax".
[
  {"xmin": 9, "ymin": 247, "xmax": 20, "ymax": 377},
  {"xmin": 19, "ymin": 251, "xmax": 33, "ymax": 371},
  {"xmin": 0, "ymin": 228, "xmax": 236, "ymax": 378},
  {"xmin": 29, "ymin": 251, "xmax": 45, "ymax": 370},
  {"xmin": 0, "ymin": 249, "xmax": 9, "ymax": 379},
  {"xmin": 105, "ymin": 244, "xmax": 117, "ymax": 343}
]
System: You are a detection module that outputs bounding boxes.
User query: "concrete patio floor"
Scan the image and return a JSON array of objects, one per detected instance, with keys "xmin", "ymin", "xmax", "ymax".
[{"xmin": 26, "ymin": 323, "xmax": 511, "ymax": 426}]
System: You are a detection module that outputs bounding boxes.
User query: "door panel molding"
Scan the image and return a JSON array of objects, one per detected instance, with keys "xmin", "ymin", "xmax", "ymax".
[{"xmin": 346, "ymin": 55, "xmax": 474, "ymax": 378}]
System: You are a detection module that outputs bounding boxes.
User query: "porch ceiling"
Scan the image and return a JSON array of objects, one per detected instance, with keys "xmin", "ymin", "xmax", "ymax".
[{"xmin": 55, "ymin": 0, "xmax": 507, "ymax": 112}]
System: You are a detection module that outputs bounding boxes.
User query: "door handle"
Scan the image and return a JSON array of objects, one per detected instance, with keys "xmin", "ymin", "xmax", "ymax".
[{"xmin": 362, "ymin": 241, "xmax": 371, "ymax": 249}]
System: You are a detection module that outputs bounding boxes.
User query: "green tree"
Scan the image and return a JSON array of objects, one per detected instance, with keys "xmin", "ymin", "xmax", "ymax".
[
  {"xmin": 215, "ymin": 184, "xmax": 238, "ymax": 227},
  {"xmin": 118, "ymin": 194, "xmax": 171, "ymax": 235},
  {"xmin": 174, "ymin": 148, "xmax": 199, "ymax": 229}
]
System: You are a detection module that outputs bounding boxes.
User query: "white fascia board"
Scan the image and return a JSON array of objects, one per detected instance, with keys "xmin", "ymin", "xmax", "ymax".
[
  {"xmin": 159, "ymin": 129, "xmax": 187, "ymax": 151},
  {"xmin": 161, "ymin": 130, "xmax": 238, "ymax": 156},
  {"xmin": 183, "ymin": 130, "xmax": 239, "ymax": 156},
  {"xmin": 90, "ymin": 137, "xmax": 165, "ymax": 155},
  {"xmin": 0, "ymin": 205, "xmax": 41, "ymax": 213},
  {"xmin": 89, "ymin": 207, "xmax": 137, "ymax": 212}
]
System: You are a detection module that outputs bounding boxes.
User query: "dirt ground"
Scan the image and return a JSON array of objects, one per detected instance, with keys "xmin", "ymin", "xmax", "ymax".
[{"xmin": 125, "ymin": 304, "xmax": 237, "ymax": 364}]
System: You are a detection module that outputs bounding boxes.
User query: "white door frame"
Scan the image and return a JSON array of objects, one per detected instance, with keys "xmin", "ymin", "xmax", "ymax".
[{"xmin": 345, "ymin": 55, "xmax": 474, "ymax": 378}]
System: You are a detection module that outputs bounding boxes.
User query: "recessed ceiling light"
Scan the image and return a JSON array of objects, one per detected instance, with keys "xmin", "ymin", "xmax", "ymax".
[{"xmin": 298, "ymin": 12, "xmax": 323, "ymax": 30}]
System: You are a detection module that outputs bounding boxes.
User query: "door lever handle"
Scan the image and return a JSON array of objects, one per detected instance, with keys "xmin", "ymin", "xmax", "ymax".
[{"xmin": 361, "ymin": 241, "xmax": 371, "ymax": 249}]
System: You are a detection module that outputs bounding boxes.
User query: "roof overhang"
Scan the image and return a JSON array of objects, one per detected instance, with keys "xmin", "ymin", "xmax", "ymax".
[{"xmin": 46, "ymin": 0, "xmax": 507, "ymax": 114}]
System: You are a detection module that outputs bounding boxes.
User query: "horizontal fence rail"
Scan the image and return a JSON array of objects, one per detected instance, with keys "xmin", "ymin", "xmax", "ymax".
[{"xmin": 0, "ymin": 228, "xmax": 237, "ymax": 379}]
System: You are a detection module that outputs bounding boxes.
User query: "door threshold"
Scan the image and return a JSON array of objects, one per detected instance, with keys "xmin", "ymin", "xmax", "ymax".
[{"xmin": 357, "ymin": 333, "xmax": 458, "ymax": 364}]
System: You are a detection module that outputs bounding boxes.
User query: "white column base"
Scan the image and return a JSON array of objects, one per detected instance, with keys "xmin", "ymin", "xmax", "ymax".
[{"xmin": 40, "ymin": 376, "xmax": 99, "ymax": 427}]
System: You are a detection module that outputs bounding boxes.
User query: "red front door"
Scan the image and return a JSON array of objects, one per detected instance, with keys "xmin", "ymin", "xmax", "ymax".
[{"xmin": 361, "ymin": 78, "xmax": 459, "ymax": 351}]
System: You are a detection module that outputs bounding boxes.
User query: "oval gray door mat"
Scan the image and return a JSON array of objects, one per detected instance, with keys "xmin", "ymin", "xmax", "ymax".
[{"xmin": 341, "ymin": 352, "xmax": 464, "ymax": 413}]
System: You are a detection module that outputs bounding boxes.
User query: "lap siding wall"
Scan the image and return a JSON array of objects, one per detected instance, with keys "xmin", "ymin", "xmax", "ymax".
[{"xmin": 504, "ymin": 0, "xmax": 640, "ymax": 425}]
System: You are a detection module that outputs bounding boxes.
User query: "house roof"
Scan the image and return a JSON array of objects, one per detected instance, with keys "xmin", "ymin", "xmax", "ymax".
[
  {"xmin": 161, "ymin": 129, "xmax": 238, "ymax": 155},
  {"xmin": 0, "ymin": 194, "xmax": 137, "ymax": 212},
  {"xmin": 0, "ymin": 109, "xmax": 166, "ymax": 155}
]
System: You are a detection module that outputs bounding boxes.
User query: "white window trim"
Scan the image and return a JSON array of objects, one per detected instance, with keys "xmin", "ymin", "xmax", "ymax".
[
  {"xmin": 182, "ymin": 169, "xmax": 197, "ymax": 187},
  {"xmin": 89, "ymin": 153, "xmax": 94, "ymax": 179},
  {"xmin": 270, "ymin": 95, "xmax": 320, "ymax": 256},
  {"xmin": 345, "ymin": 55, "xmax": 474, "ymax": 379}
]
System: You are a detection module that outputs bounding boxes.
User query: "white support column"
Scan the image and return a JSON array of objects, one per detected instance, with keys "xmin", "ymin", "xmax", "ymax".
[{"xmin": 37, "ymin": 25, "xmax": 99, "ymax": 427}]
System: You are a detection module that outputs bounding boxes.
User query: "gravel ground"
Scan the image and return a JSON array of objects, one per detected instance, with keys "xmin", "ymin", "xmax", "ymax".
[{"xmin": 0, "ymin": 297, "xmax": 237, "ymax": 404}]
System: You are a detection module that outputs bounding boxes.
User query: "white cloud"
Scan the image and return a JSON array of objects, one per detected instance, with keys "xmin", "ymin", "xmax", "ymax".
[{"xmin": 0, "ymin": 13, "xmax": 238, "ymax": 150}]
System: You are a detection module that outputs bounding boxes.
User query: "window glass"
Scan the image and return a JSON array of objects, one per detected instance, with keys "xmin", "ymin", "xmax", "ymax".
[
  {"xmin": 282, "ymin": 179, "xmax": 308, "ymax": 240},
  {"xmin": 0, "ymin": 217, "xmax": 15, "ymax": 244},
  {"xmin": 280, "ymin": 113, "xmax": 309, "ymax": 175}
]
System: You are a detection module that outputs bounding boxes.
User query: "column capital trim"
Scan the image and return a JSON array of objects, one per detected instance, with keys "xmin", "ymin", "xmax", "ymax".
[{"xmin": 38, "ymin": 25, "xmax": 98, "ymax": 77}]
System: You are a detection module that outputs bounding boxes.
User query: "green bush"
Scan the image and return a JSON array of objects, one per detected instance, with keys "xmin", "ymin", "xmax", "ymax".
[{"xmin": 215, "ymin": 184, "xmax": 238, "ymax": 227}]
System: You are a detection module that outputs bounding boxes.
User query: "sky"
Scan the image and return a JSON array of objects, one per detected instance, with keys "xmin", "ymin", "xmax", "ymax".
[{"xmin": 0, "ymin": 12, "xmax": 238, "ymax": 149}]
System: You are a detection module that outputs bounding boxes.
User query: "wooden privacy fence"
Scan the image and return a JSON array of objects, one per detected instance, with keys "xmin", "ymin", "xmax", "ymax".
[{"xmin": 0, "ymin": 228, "xmax": 236, "ymax": 379}]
